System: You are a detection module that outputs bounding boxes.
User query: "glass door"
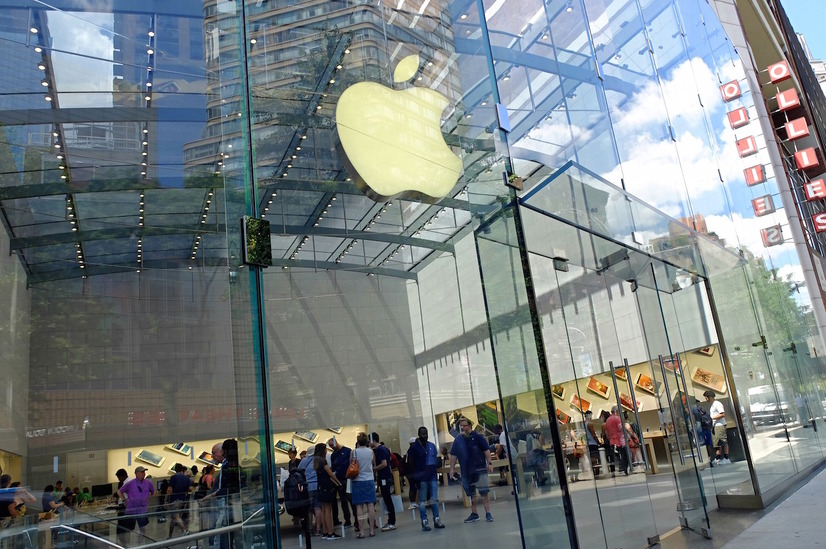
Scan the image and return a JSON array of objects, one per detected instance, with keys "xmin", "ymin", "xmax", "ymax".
[
  {"xmin": 520, "ymin": 203, "xmax": 711, "ymax": 545},
  {"xmin": 633, "ymin": 263, "xmax": 711, "ymax": 537}
]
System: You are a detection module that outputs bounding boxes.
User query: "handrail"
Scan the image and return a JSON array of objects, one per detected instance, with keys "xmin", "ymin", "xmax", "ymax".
[{"xmin": 52, "ymin": 505, "xmax": 267, "ymax": 549}]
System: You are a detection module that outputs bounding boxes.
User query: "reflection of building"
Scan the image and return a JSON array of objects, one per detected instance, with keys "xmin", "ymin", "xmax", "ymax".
[{"xmin": 2, "ymin": 1, "xmax": 826, "ymax": 548}]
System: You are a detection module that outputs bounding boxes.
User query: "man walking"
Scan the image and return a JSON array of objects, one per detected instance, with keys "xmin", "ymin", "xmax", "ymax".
[
  {"xmin": 448, "ymin": 417, "xmax": 494, "ymax": 523},
  {"xmin": 166, "ymin": 463, "xmax": 191, "ymax": 538},
  {"xmin": 407, "ymin": 426, "xmax": 445, "ymax": 531},
  {"xmin": 370, "ymin": 433, "xmax": 396, "ymax": 531}
]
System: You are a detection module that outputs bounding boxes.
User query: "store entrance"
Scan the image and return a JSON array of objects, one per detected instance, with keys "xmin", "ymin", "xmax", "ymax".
[{"xmin": 517, "ymin": 200, "xmax": 713, "ymax": 545}]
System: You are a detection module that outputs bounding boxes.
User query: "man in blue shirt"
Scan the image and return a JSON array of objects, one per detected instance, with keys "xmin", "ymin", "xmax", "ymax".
[
  {"xmin": 407, "ymin": 426, "xmax": 445, "ymax": 531},
  {"xmin": 449, "ymin": 417, "xmax": 493, "ymax": 523},
  {"xmin": 328, "ymin": 437, "xmax": 357, "ymax": 530},
  {"xmin": 370, "ymin": 433, "xmax": 396, "ymax": 531},
  {"xmin": 166, "ymin": 463, "xmax": 192, "ymax": 538}
]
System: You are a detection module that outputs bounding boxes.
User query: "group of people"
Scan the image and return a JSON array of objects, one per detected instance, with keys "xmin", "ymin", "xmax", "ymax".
[
  {"xmin": 111, "ymin": 438, "xmax": 242, "ymax": 548},
  {"xmin": 581, "ymin": 406, "xmax": 643, "ymax": 478},
  {"xmin": 0, "ymin": 475, "xmax": 97, "ymax": 528},
  {"xmin": 285, "ymin": 419, "xmax": 499, "ymax": 540}
]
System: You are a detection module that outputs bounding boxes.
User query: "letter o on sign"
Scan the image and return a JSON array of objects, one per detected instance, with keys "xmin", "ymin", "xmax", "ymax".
[
  {"xmin": 768, "ymin": 61, "xmax": 791, "ymax": 84},
  {"xmin": 720, "ymin": 80, "xmax": 741, "ymax": 102}
]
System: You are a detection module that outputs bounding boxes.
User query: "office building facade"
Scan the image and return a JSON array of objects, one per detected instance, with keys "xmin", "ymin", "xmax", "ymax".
[{"xmin": 2, "ymin": 0, "xmax": 826, "ymax": 547}]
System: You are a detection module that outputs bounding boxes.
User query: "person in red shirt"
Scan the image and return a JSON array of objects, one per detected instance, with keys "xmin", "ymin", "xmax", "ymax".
[{"xmin": 605, "ymin": 406, "xmax": 629, "ymax": 475}]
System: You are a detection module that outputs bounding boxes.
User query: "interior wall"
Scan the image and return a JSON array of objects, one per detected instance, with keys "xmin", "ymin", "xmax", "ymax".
[
  {"xmin": 24, "ymin": 268, "xmax": 236, "ymax": 487},
  {"xmin": 0, "ymin": 222, "xmax": 31, "ymax": 464},
  {"xmin": 413, "ymin": 235, "xmax": 498, "ymax": 427},
  {"xmin": 263, "ymin": 268, "xmax": 420, "ymax": 448}
]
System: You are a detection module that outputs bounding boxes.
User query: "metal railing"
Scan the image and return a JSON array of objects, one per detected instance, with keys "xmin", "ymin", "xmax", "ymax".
[{"xmin": 52, "ymin": 505, "xmax": 266, "ymax": 549}]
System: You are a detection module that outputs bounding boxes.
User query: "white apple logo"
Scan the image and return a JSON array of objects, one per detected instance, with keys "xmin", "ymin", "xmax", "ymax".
[{"xmin": 335, "ymin": 54, "xmax": 463, "ymax": 202}]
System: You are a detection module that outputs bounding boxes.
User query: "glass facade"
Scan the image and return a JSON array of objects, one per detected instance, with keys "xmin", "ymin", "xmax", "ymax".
[{"xmin": 1, "ymin": 1, "xmax": 825, "ymax": 548}]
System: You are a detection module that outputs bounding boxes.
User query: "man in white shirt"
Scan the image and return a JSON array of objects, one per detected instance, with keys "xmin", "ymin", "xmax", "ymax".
[{"xmin": 704, "ymin": 390, "xmax": 730, "ymax": 464}]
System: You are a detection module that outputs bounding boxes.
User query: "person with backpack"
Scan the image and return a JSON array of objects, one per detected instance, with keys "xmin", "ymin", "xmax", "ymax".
[
  {"xmin": 283, "ymin": 464, "xmax": 312, "ymax": 542},
  {"xmin": 691, "ymin": 397, "xmax": 715, "ymax": 466}
]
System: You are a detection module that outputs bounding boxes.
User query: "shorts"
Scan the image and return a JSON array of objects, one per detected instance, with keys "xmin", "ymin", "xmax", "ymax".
[
  {"xmin": 461, "ymin": 469, "xmax": 490, "ymax": 497},
  {"xmin": 307, "ymin": 489, "xmax": 321, "ymax": 510},
  {"xmin": 698, "ymin": 428, "xmax": 713, "ymax": 448},
  {"xmin": 712, "ymin": 425, "xmax": 727, "ymax": 447},
  {"xmin": 120, "ymin": 514, "xmax": 149, "ymax": 531},
  {"xmin": 167, "ymin": 499, "xmax": 187, "ymax": 515}
]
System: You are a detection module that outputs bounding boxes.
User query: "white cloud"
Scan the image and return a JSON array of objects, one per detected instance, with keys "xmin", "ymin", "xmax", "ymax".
[{"xmin": 47, "ymin": 11, "xmax": 114, "ymax": 108}]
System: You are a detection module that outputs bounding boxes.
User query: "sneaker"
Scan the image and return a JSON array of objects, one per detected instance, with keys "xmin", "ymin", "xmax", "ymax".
[
  {"xmin": 182, "ymin": 531, "xmax": 190, "ymax": 537},
  {"xmin": 408, "ymin": 503, "xmax": 419, "ymax": 510},
  {"xmin": 381, "ymin": 524, "xmax": 396, "ymax": 532},
  {"xmin": 464, "ymin": 513, "xmax": 480, "ymax": 523},
  {"xmin": 434, "ymin": 517, "xmax": 445, "ymax": 529},
  {"xmin": 326, "ymin": 533, "xmax": 342, "ymax": 540},
  {"xmin": 720, "ymin": 458, "xmax": 731, "ymax": 464},
  {"xmin": 486, "ymin": 513, "xmax": 493, "ymax": 523},
  {"xmin": 422, "ymin": 519, "xmax": 431, "ymax": 532}
]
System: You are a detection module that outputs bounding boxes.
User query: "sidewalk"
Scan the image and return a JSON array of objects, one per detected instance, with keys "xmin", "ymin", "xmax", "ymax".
[
  {"xmin": 720, "ymin": 465, "xmax": 826, "ymax": 549},
  {"xmin": 662, "ymin": 464, "xmax": 826, "ymax": 548}
]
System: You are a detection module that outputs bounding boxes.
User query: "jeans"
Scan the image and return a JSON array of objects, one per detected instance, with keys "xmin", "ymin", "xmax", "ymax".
[
  {"xmin": 331, "ymin": 483, "xmax": 355, "ymax": 525},
  {"xmin": 417, "ymin": 479, "xmax": 439, "ymax": 521},
  {"xmin": 377, "ymin": 479, "xmax": 395, "ymax": 525},
  {"xmin": 612, "ymin": 444, "xmax": 629, "ymax": 474}
]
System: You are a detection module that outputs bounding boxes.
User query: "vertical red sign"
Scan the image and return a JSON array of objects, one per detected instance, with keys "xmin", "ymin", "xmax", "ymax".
[
  {"xmin": 761, "ymin": 225, "xmax": 784, "ymax": 247},
  {"xmin": 814, "ymin": 213, "xmax": 826, "ymax": 233},
  {"xmin": 804, "ymin": 178, "xmax": 826, "ymax": 201},
  {"xmin": 720, "ymin": 80, "xmax": 741, "ymax": 102},
  {"xmin": 785, "ymin": 117, "xmax": 809, "ymax": 140},
  {"xmin": 727, "ymin": 107, "xmax": 749, "ymax": 129},
  {"xmin": 776, "ymin": 88, "xmax": 801, "ymax": 111},
  {"xmin": 744, "ymin": 165, "xmax": 766, "ymax": 186},
  {"xmin": 794, "ymin": 147, "xmax": 819, "ymax": 170},
  {"xmin": 736, "ymin": 136, "xmax": 758, "ymax": 157},
  {"xmin": 768, "ymin": 61, "xmax": 792, "ymax": 84},
  {"xmin": 752, "ymin": 195, "xmax": 775, "ymax": 217}
]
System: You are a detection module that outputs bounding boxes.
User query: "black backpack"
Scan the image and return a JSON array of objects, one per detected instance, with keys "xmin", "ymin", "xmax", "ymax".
[
  {"xmin": 696, "ymin": 406, "xmax": 713, "ymax": 430},
  {"xmin": 283, "ymin": 468, "xmax": 310, "ymax": 517}
]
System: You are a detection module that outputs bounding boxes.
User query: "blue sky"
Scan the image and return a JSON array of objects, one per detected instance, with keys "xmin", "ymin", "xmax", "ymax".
[{"xmin": 782, "ymin": 0, "xmax": 826, "ymax": 60}]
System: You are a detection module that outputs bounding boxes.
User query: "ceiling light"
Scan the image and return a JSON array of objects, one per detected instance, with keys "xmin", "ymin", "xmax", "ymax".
[
  {"xmin": 250, "ymin": 38, "xmax": 257, "ymax": 44},
  {"xmin": 56, "ymin": 154, "xmax": 63, "ymax": 159},
  {"xmin": 142, "ymin": 151, "xmax": 148, "ymax": 156},
  {"xmin": 145, "ymin": 95, "xmax": 151, "ymax": 101},
  {"xmin": 38, "ymin": 63, "xmax": 46, "ymax": 70},
  {"xmin": 301, "ymin": 135, "xmax": 307, "ymax": 139},
  {"xmin": 34, "ymin": 46, "xmax": 42, "ymax": 53},
  {"xmin": 44, "ymin": 95, "xmax": 52, "ymax": 101},
  {"xmin": 58, "ymin": 165, "xmax": 64, "ymax": 170},
  {"xmin": 30, "ymin": 27, "xmax": 38, "ymax": 33},
  {"xmin": 41, "ymin": 80, "xmax": 48, "ymax": 87},
  {"xmin": 143, "ymin": 128, "xmax": 149, "ymax": 134},
  {"xmin": 344, "ymin": 48, "xmax": 350, "ymax": 54},
  {"xmin": 460, "ymin": 14, "xmax": 468, "ymax": 19},
  {"xmin": 148, "ymin": 30, "xmax": 155, "ymax": 37}
]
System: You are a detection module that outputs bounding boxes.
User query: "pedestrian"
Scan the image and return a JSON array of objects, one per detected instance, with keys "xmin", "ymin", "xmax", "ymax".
[
  {"xmin": 370, "ymin": 433, "xmax": 397, "ymax": 532},
  {"xmin": 407, "ymin": 426, "xmax": 445, "ymax": 531},
  {"xmin": 705, "ymin": 390, "xmax": 730, "ymax": 464},
  {"xmin": 449, "ymin": 417, "xmax": 493, "ymax": 523},
  {"xmin": 115, "ymin": 466, "xmax": 155, "ymax": 544}
]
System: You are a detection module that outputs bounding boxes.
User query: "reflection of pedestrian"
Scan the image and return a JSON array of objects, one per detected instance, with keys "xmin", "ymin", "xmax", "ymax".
[
  {"xmin": 449, "ymin": 417, "xmax": 493, "ymax": 523},
  {"xmin": 606, "ymin": 406, "xmax": 629, "ymax": 475},
  {"xmin": 115, "ymin": 466, "xmax": 155, "ymax": 543},
  {"xmin": 584, "ymin": 411, "xmax": 602, "ymax": 478},
  {"xmin": 526, "ymin": 430, "xmax": 549, "ymax": 485},
  {"xmin": 704, "ymin": 391, "xmax": 730, "ymax": 464},
  {"xmin": 404, "ymin": 438, "xmax": 418, "ymax": 509}
]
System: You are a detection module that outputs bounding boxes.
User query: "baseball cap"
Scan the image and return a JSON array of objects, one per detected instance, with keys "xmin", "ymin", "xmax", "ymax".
[
  {"xmin": 134, "ymin": 466, "xmax": 148, "ymax": 473},
  {"xmin": 409, "ymin": 437, "xmax": 416, "ymax": 444}
]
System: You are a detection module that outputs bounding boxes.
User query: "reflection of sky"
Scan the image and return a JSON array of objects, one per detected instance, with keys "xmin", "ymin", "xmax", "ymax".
[{"xmin": 47, "ymin": 11, "xmax": 114, "ymax": 108}]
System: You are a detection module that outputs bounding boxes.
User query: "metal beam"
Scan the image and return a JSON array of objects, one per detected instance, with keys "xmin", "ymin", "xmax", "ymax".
[{"xmin": 0, "ymin": 107, "xmax": 205, "ymax": 126}]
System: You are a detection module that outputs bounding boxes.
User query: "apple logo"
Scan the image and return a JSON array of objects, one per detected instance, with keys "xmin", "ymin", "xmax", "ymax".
[{"xmin": 335, "ymin": 54, "xmax": 463, "ymax": 202}]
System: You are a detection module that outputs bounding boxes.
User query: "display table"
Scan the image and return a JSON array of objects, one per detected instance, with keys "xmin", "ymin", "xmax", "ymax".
[{"xmin": 642, "ymin": 431, "xmax": 670, "ymax": 474}]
